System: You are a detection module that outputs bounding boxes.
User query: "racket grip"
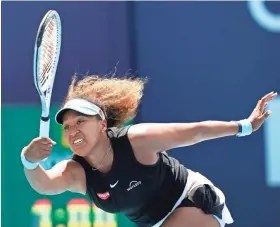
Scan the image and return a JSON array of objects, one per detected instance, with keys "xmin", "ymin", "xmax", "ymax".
[
  {"xmin": 40, "ymin": 118, "xmax": 50, "ymax": 138},
  {"xmin": 40, "ymin": 118, "xmax": 50, "ymax": 162}
]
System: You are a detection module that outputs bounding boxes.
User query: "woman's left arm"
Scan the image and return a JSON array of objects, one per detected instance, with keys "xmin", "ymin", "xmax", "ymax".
[{"xmin": 128, "ymin": 91, "xmax": 277, "ymax": 153}]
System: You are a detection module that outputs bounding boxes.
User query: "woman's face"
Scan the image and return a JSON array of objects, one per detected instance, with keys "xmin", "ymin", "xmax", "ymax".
[{"xmin": 62, "ymin": 110, "xmax": 106, "ymax": 156}]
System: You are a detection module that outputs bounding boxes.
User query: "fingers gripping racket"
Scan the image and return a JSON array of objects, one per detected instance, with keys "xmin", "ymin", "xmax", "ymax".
[{"xmin": 33, "ymin": 10, "xmax": 62, "ymax": 139}]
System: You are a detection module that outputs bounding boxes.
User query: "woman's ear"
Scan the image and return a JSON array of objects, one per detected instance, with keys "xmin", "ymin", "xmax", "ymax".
[{"xmin": 101, "ymin": 119, "xmax": 108, "ymax": 132}]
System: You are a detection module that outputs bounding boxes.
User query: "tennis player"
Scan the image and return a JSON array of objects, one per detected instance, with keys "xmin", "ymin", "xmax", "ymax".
[{"xmin": 21, "ymin": 75, "xmax": 277, "ymax": 227}]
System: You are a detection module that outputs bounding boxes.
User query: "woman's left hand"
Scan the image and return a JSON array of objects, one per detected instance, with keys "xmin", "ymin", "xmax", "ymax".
[{"xmin": 248, "ymin": 91, "xmax": 278, "ymax": 131}]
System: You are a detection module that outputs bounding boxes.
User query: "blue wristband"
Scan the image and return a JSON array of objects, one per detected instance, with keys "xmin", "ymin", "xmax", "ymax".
[
  {"xmin": 21, "ymin": 148, "xmax": 39, "ymax": 170},
  {"xmin": 236, "ymin": 119, "xmax": 253, "ymax": 137}
]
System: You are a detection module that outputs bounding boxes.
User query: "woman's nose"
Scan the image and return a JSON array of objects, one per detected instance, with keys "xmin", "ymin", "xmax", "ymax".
[{"xmin": 70, "ymin": 128, "xmax": 80, "ymax": 137}]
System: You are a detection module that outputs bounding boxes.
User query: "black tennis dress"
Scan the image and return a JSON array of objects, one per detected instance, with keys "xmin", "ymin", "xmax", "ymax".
[{"xmin": 72, "ymin": 126, "xmax": 233, "ymax": 227}]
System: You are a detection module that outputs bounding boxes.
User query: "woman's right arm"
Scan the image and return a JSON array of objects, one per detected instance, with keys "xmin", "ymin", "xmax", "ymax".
[{"xmin": 22, "ymin": 137, "xmax": 86, "ymax": 195}]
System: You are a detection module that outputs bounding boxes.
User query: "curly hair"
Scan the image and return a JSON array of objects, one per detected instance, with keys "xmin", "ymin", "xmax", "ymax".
[{"xmin": 63, "ymin": 75, "xmax": 146, "ymax": 127}]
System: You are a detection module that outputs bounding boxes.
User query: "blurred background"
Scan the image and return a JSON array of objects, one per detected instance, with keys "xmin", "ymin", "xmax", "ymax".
[{"xmin": 2, "ymin": 1, "xmax": 280, "ymax": 227}]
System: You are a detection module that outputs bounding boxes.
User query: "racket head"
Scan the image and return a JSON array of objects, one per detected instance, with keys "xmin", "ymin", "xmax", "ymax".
[{"xmin": 33, "ymin": 10, "xmax": 61, "ymax": 98}]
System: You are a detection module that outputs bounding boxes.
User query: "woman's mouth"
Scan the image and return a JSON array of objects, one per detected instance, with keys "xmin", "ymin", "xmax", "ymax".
[{"xmin": 73, "ymin": 138, "xmax": 83, "ymax": 145}]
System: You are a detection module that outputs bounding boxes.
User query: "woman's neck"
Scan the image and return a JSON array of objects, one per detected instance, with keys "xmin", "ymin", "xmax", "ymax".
[{"xmin": 85, "ymin": 134, "xmax": 114, "ymax": 173}]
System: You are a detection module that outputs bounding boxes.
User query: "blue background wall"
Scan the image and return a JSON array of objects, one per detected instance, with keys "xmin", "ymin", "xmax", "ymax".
[{"xmin": 2, "ymin": 2, "xmax": 280, "ymax": 227}]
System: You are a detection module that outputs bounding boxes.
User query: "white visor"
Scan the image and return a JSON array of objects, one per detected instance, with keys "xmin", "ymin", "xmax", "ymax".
[{"xmin": 55, "ymin": 98, "xmax": 106, "ymax": 124}]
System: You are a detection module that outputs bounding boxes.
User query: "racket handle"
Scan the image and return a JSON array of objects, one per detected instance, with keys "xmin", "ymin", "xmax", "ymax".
[
  {"xmin": 40, "ymin": 118, "xmax": 50, "ymax": 138},
  {"xmin": 40, "ymin": 118, "xmax": 50, "ymax": 162}
]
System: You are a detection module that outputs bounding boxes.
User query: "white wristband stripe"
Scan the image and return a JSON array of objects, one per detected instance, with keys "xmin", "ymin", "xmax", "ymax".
[
  {"xmin": 236, "ymin": 119, "xmax": 253, "ymax": 137},
  {"xmin": 21, "ymin": 148, "xmax": 39, "ymax": 170}
]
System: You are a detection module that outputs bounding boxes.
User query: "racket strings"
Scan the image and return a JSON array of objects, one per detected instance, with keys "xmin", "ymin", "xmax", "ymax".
[{"xmin": 39, "ymin": 17, "xmax": 59, "ymax": 88}]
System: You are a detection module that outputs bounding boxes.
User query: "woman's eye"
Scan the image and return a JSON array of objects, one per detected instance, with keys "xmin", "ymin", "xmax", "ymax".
[
  {"xmin": 77, "ymin": 119, "xmax": 84, "ymax": 125},
  {"xmin": 63, "ymin": 125, "xmax": 70, "ymax": 130}
]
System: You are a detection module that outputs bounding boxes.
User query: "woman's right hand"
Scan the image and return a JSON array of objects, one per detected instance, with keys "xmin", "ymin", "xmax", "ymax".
[{"xmin": 22, "ymin": 137, "xmax": 56, "ymax": 162}]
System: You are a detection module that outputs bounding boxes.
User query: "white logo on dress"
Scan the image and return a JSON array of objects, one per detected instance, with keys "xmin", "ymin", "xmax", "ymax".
[
  {"xmin": 110, "ymin": 180, "xmax": 119, "ymax": 188},
  {"xmin": 127, "ymin": 181, "xmax": 141, "ymax": 191}
]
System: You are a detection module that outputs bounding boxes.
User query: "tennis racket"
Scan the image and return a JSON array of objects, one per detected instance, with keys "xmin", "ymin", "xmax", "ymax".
[{"xmin": 33, "ymin": 10, "xmax": 62, "ymax": 140}]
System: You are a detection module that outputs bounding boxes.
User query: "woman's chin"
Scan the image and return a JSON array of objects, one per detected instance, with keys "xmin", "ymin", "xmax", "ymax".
[{"xmin": 71, "ymin": 144, "xmax": 88, "ymax": 156}]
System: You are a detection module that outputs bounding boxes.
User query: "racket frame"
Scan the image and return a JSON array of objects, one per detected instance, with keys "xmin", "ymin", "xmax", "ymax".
[{"xmin": 33, "ymin": 10, "xmax": 62, "ymax": 138}]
